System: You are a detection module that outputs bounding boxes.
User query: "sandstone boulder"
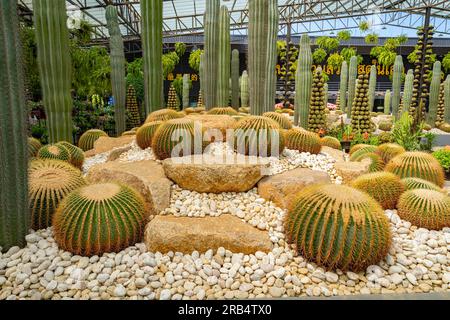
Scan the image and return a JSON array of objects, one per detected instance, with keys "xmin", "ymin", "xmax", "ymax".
[
  {"xmin": 85, "ymin": 136, "xmax": 134, "ymax": 158},
  {"xmin": 145, "ymin": 215, "xmax": 272, "ymax": 254},
  {"xmin": 258, "ymin": 168, "xmax": 331, "ymax": 209},
  {"xmin": 163, "ymin": 155, "xmax": 269, "ymax": 193},
  {"xmin": 187, "ymin": 114, "xmax": 236, "ymax": 142},
  {"xmin": 321, "ymin": 146, "xmax": 346, "ymax": 163},
  {"xmin": 334, "ymin": 160, "xmax": 370, "ymax": 184},
  {"xmin": 87, "ymin": 160, "xmax": 172, "ymax": 215}
]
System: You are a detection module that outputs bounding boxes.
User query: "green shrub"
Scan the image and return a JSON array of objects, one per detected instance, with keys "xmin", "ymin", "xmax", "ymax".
[{"xmin": 432, "ymin": 149, "xmax": 450, "ymax": 173}]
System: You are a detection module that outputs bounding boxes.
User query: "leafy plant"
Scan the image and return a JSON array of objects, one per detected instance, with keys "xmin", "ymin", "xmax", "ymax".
[
  {"xmin": 432, "ymin": 149, "xmax": 450, "ymax": 172},
  {"xmin": 327, "ymin": 53, "xmax": 344, "ymax": 71},
  {"xmin": 365, "ymin": 33, "xmax": 379, "ymax": 44},
  {"xmin": 188, "ymin": 49, "xmax": 203, "ymax": 72},
  {"xmin": 126, "ymin": 58, "xmax": 144, "ymax": 103},
  {"xmin": 359, "ymin": 21, "xmax": 370, "ymax": 32},
  {"xmin": 162, "ymin": 51, "xmax": 180, "ymax": 77},
  {"xmin": 408, "ymin": 45, "xmax": 437, "ymax": 64},
  {"xmin": 175, "ymin": 42, "xmax": 186, "ymax": 57},
  {"xmin": 396, "ymin": 34, "xmax": 408, "ymax": 45},
  {"xmin": 312, "ymin": 48, "xmax": 327, "ymax": 63},
  {"xmin": 420, "ymin": 132, "xmax": 436, "ymax": 152},
  {"xmin": 443, "ymin": 52, "xmax": 450, "ymax": 73},
  {"xmin": 337, "ymin": 30, "xmax": 351, "ymax": 41},
  {"xmin": 316, "ymin": 36, "xmax": 339, "ymax": 52},
  {"xmin": 392, "ymin": 112, "xmax": 424, "ymax": 151}
]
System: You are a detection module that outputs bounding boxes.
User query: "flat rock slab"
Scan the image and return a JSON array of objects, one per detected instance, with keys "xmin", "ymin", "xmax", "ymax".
[
  {"xmin": 145, "ymin": 215, "xmax": 272, "ymax": 254},
  {"xmin": 163, "ymin": 155, "xmax": 269, "ymax": 193},
  {"xmin": 85, "ymin": 136, "xmax": 134, "ymax": 158},
  {"xmin": 334, "ymin": 161, "xmax": 370, "ymax": 184},
  {"xmin": 87, "ymin": 160, "xmax": 172, "ymax": 215},
  {"xmin": 258, "ymin": 168, "xmax": 331, "ymax": 209}
]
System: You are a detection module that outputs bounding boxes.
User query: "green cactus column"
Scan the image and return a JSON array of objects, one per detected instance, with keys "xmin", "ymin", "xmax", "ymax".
[
  {"xmin": 295, "ymin": 34, "xmax": 313, "ymax": 127},
  {"xmin": 248, "ymin": 0, "xmax": 279, "ymax": 115},
  {"xmin": 106, "ymin": 5, "xmax": 126, "ymax": 135},
  {"xmin": 402, "ymin": 70, "xmax": 414, "ymax": 113},
  {"xmin": 182, "ymin": 74, "xmax": 190, "ymax": 109},
  {"xmin": 231, "ymin": 50, "xmax": 240, "ymax": 109},
  {"xmin": 426, "ymin": 61, "xmax": 442, "ymax": 127},
  {"xmin": 217, "ymin": 6, "xmax": 231, "ymax": 108},
  {"xmin": 204, "ymin": 0, "xmax": 220, "ymax": 110},
  {"xmin": 347, "ymin": 56, "xmax": 358, "ymax": 117},
  {"xmin": 33, "ymin": 0, "xmax": 73, "ymax": 143},
  {"xmin": 141, "ymin": 0, "xmax": 163, "ymax": 115},
  {"xmin": 445, "ymin": 75, "xmax": 450, "ymax": 123},
  {"xmin": 199, "ymin": 53, "xmax": 205, "ymax": 98},
  {"xmin": 241, "ymin": 71, "xmax": 249, "ymax": 109},
  {"xmin": 339, "ymin": 61, "xmax": 348, "ymax": 113},
  {"xmin": 384, "ymin": 90, "xmax": 391, "ymax": 114},
  {"xmin": 368, "ymin": 65, "xmax": 377, "ymax": 112},
  {"xmin": 0, "ymin": 1, "xmax": 30, "ymax": 251},
  {"xmin": 391, "ymin": 55, "xmax": 403, "ymax": 118}
]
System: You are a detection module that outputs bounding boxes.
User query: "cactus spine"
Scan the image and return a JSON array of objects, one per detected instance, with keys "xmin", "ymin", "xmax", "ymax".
[
  {"xmin": 241, "ymin": 71, "xmax": 249, "ymax": 109},
  {"xmin": 347, "ymin": 56, "xmax": 358, "ymax": 117},
  {"xmin": 426, "ymin": 61, "xmax": 441, "ymax": 127},
  {"xmin": 105, "ymin": 5, "xmax": 126, "ymax": 135},
  {"xmin": 248, "ymin": 0, "xmax": 279, "ymax": 115},
  {"xmin": 0, "ymin": 1, "xmax": 29, "ymax": 250},
  {"xmin": 141, "ymin": 0, "xmax": 163, "ymax": 115},
  {"xmin": 391, "ymin": 55, "xmax": 403, "ymax": 117},
  {"xmin": 402, "ymin": 70, "xmax": 414, "ymax": 113},
  {"xmin": 295, "ymin": 34, "xmax": 313, "ymax": 127},
  {"xmin": 217, "ymin": 6, "xmax": 231, "ymax": 108},
  {"xmin": 384, "ymin": 90, "xmax": 391, "ymax": 114},
  {"xmin": 445, "ymin": 75, "xmax": 450, "ymax": 123},
  {"xmin": 33, "ymin": 0, "xmax": 73, "ymax": 143},
  {"xmin": 368, "ymin": 65, "xmax": 377, "ymax": 112},
  {"xmin": 182, "ymin": 74, "xmax": 190, "ymax": 109},
  {"xmin": 204, "ymin": 0, "xmax": 220, "ymax": 110},
  {"xmin": 231, "ymin": 50, "xmax": 240, "ymax": 109}
]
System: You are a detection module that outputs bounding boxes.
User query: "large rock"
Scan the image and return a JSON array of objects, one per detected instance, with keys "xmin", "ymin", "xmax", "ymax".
[
  {"xmin": 321, "ymin": 146, "xmax": 346, "ymax": 163},
  {"xmin": 334, "ymin": 161, "xmax": 370, "ymax": 184},
  {"xmin": 163, "ymin": 155, "xmax": 269, "ymax": 193},
  {"xmin": 87, "ymin": 160, "xmax": 172, "ymax": 215},
  {"xmin": 145, "ymin": 215, "xmax": 272, "ymax": 254},
  {"xmin": 187, "ymin": 114, "xmax": 236, "ymax": 142},
  {"xmin": 85, "ymin": 136, "xmax": 134, "ymax": 158},
  {"xmin": 258, "ymin": 168, "xmax": 331, "ymax": 209}
]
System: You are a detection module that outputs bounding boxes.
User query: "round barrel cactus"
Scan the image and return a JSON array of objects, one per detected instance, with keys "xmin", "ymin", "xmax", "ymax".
[
  {"xmin": 207, "ymin": 107, "xmax": 239, "ymax": 116},
  {"xmin": 353, "ymin": 152, "xmax": 385, "ymax": 172},
  {"xmin": 38, "ymin": 144, "xmax": 71, "ymax": 163},
  {"xmin": 397, "ymin": 189, "xmax": 450, "ymax": 230},
  {"xmin": 286, "ymin": 184, "xmax": 391, "ymax": 271},
  {"xmin": 233, "ymin": 116, "xmax": 285, "ymax": 157},
  {"xmin": 53, "ymin": 183, "xmax": 146, "ymax": 256},
  {"xmin": 78, "ymin": 129, "xmax": 108, "ymax": 151},
  {"xmin": 28, "ymin": 137, "xmax": 43, "ymax": 158},
  {"xmin": 402, "ymin": 177, "xmax": 444, "ymax": 193},
  {"xmin": 122, "ymin": 131, "xmax": 136, "ymax": 136},
  {"xmin": 352, "ymin": 172, "xmax": 405, "ymax": 209},
  {"xmin": 385, "ymin": 152, "xmax": 445, "ymax": 187},
  {"xmin": 29, "ymin": 160, "xmax": 86, "ymax": 230},
  {"xmin": 145, "ymin": 108, "xmax": 184, "ymax": 123},
  {"xmin": 136, "ymin": 121, "xmax": 163, "ymax": 150},
  {"xmin": 349, "ymin": 144, "xmax": 372, "ymax": 156},
  {"xmin": 263, "ymin": 112, "xmax": 293, "ymax": 130},
  {"xmin": 320, "ymin": 136, "xmax": 341, "ymax": 150},
  {"xmin": 285, "ymin": 128, "xmax": 322, "ymax": 154},
  {"xmin": 152, "ymin": 118, "xmax": 201, "ymax": 160},
  {"xmin": 349, "ymin": 145, "xmax": 377, "ymax": 161},
  {"xmin": 57, "ymin": 141, "xmax": 85, "ymax": 169},
  {"xmin": 376, "ymin": 143, "xmax": 406, "ymax": 164}
]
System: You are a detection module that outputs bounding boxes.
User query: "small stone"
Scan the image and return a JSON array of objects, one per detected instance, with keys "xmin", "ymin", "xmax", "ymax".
[
  {"xmin": 114, "ymin": 285, "xmax": 127, "ymax": 297},
  {"xmin": 325, "ymin": 272, "xmax": 338, "ymax": 283},
  {"xmin": 268, "ymin": 287, "xmax": 285, "ymax": 298},
  {"xmin": 160, "ymin": 289, "xmax": 171, "ymax": 300},
  {"xmin": 406, "ymin": 273, "xmax": 418, "ymax": 285}
]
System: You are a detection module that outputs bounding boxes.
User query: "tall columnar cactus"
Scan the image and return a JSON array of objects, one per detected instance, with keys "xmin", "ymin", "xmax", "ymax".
[
  {"xmin": 33, "ymin": 0, "xmax": 73, "ymax": 143},
  {"xmin": 141, "ymin": 0, "xmax": 163, "ymax": 115},
  {"xmin": 368, "ymin": 65, "xmax": 377, "ymax": 112},
  {"xmin": 445, "ymin": 75, "xmax": 450, "ymax": 123},
  {"xmin": 106, "ymin": 5, "xmax": 126, "ymax": 135},
  {"xmin": 323, "ymin": 83, "xmax": 329, "ymax": 106},
  {"xmin": 231, "ymin": 50, "xmax": 240, "ymax": 109},
  {"xmin": 426, "ymin": 61, "xmax": 442, "ymax": 127},
  {"xmin": 182, "ymin": 74, "xmax": 190, "ymax": 109},
  {"xmin": 204, "ymin": 0, "xmax": 220, "ymax": 110},
  {"xmin": 126, "ymin": 85, "xmax": 141, "ymax": 129},
  {"xmin": 351, "ymin": 74, "xmax": 371, "ymax": 133},
  {"xmin": 0, "ymin": 1, "xmax": 29, "ymax": 251},
  {"xmin": 339, "ymin": 61, "xmax": 348, "ymax": 113},
  {"xmin": 248, "ymin": 0, "xmax": 279, "ymax": 115},
  {"xmin": 217, "ymin": 6, "xmax": 231, "ymax": 108},
  {"xmin": 384, "ymin": 90, "xmax": 391, "ymax": 115},
  {"xmin": 199, "ymin": 53, "xmax": 205, "ymax": 101},
  {"xmin": 401, "ymin": 70, "xmax": 414, "ymax": 113},
  {"xmin": 295, "ymin": 34, "xmax": 313, "ymax": 127},
  {"xmin": 241, "ymin": 71, "xmax": 249, "ymax": 109},
  {"xmin": 436, "ymin": 83, "xmax": 445, "ymax": 127},
  {"xmin": 391, "ymin": 55, "xmax": 403, "ymax": 118},
  {"xmin": 308, "ymin": 68, "xmax": 326, "ymax": 133},
  {"xmin": 347, "ymin": 56, "xmax": 358, "ymax": 117}
]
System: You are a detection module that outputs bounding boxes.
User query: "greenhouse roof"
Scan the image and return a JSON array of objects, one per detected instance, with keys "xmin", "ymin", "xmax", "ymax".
[{"xmin": 18, "ymin": 0, "xmax": 450, "ymax": 42}]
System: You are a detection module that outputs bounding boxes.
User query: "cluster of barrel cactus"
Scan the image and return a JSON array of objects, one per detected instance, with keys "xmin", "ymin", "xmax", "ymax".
[
  {"xmin": 136, "ymin": 121, "xmax": 163, "ymax": 150},
  {"xmin": 351, "ymin": 74, "xmax": 371, "ymax": 133},
  {"xmin": 285, "ymin": 128, "xmax": 322, "ymax": 154},
  {"xmin": 307, "ymin": 68, "xmax": 326, "ymax": 133},
  {"xmin": 208, "ymin": 107, "xmax": 239, "ymax": 116},
  {"xmin": 78, "ymin": 129, "xmax": 108, "ymax": 151},
  {"xmin": 376, "ymin": 143, "xmax": 406, "ymax": 163}
]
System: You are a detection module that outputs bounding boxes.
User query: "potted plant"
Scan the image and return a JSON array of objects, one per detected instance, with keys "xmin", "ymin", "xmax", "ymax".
[
  {"xmin": 432, "ymin": 149, "xmax": 450, "ymax": 180},
  {"xmin": 340, "ymin": 123, "xmax": 354, "ymax": 153}
]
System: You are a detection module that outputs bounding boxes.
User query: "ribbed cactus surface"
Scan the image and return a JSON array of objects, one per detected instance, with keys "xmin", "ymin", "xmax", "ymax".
[
  {"xmin": 29, "ymin": 159, "xmax": 85, "ymax": 230},
  {"xmin": 204, "ymin": 0, "xmax": 220, "ymax": 110},
  {"xmin": 285, "ymin": 128, "xmax": 322, "ymax": 155},
  {"xmin": 0, "ymin": 1, "xmax": 30, "ymax": 250},
  {"xmin": 240, "ymin": 71, "xmax": 249, "ymax": 109},
  {"xmin": 38, "ymin": 144, "xmax": 71, "ymax": 163},
  {"xmin": 351, "ymin": 74, "xmax": 371, "ymax": 133},
  {"xmin": 391, "ymin": 55, "xmax": 403, "ymax": 118},
  {"xmin": 145, "ymin": 108, "xmax": 184, "ymax": 123},
  {"xmin": 136, "ymin": 121, "xmax": 163, "ymax": 150},
  {"xmin": 445, "ymin": 75, "xmax": 450, "ymax": 123},
  {"xmin": 231, "ymin": 50, "xmax": 240, "ymax": 109},
  {"xmin": 182, "ymin": 74, "xmax": 190, "ymax": 109},
  {"xmin": 368, "ymin": 65, "xmax": 377, "ymax": 112},
  {"xmin": 217, "ymin": 6, "xmax": 231, "ymax": 108},
  {"xmin": 426, "ymin": 61, "xmax": 442, "ymax": 127},
  {"xmin": 28, "ymin": 137, "xmax": 43, "ymax": 158},
  {"xmin": 106, "ymin": 5, "xmax": 126, "ymax": 135},
  {"xmin": 141, "ymin": 0, "xmax": 163, "ymax": 114},
  {"xmin": 349, "ymin": 144, "xmax": 372, "ymax": 156},
  {"xmin": 402, "ymin": 177, "xmax": 444, "ymax": 193},
  {"xmin": 397, "ymin": 189, "xmax": 450, "ymax": 230},
  {"xmin": 78, "ymin": 129, "xmax": 108, "ymax": 152},
  {"xmin": 339, "ymin": 61, "xmax": 348, "ymax": 113},
  {"xmin": 349, "ymin": 145, "xmax": 377, "ymax": 161},
  {"xmin": 401, "ymin": 70, "xmax": 414, "ymax": 113},
  {"xmin": 263, "ymin": 112, "xmax": 293, "ymax": 130},
  {"xmin": 33, "ymin": 0, "xmax": 73, "ymax": 143},
  {"xmin": 376, "ymin": 143, "xmax": 406, "ymax": 164},
  {"xmin": 126, "ymin": 85, "xmax": 141, "ymax": 129},
  {"xmin": 57, "ymin": 141, "xmax": 85, "ymax": 169},
  {"xmin": 320, "ymin": 136, "xmax": 341, "ymax": 150},
  {"xmin": 285, "ymin": 184, "xmax": 391, "ymax": 271},
  {"xmin": 295, "ymin": 34, "xmax": 313, "ymax": 127},
  {"xmin": 53, "ymin": 183, "xmax": 146, "ymax": 256},
  {"xmin": 207, "ymin": 107, "xmax": 239, "ymax": 116},
  {"xmin": 353, "ymin": 152, "xmax": 385, "ymax": 173},
  {"xmin": 346, "ymin": 56, "xmax": 358, "ymax": 117},
  {"xmin": 308, "ymin": 67, "xmax": 326, "ymax": 133},
  {"xmin": 384, "ymin": 90, "xmax": 391, "ymax": 114}
]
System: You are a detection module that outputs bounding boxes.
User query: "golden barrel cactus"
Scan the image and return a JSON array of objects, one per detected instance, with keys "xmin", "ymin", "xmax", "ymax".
[
  {"xmin": 376, "ymin": 143, "xmax": 405, "ymax": 163},
  {"xmin": 285, "ymin": 184, "xmax": 391, "ymax": 271},
  {"xmin": 145, "ymin": 108, "xmax": 184, "ymax": 123},
  {"xmin": 263, "ymin": 112, "xmax": 293, "ymax": 130},
  {"xmin": 136, "ymin": 121, "xmax": 163, "ymax": 150},
  {"xmin": 397, "ymin": 189, "xmax": 450, "ymax": 230},
  {"xmin": 78, "ymin": 129, "xmax": 108, "ymax": 151},
  {"xmin": 349, "ymin": 144, "xmax": 372, "ymax": 156},
  {"xmin": 353, "ymin": 152, "xmax": 385, "ymax": 172},
  {"xmin": 402, "ymin": 177, "xmax": 444, "ymax": 193},
  {"xmin": 349, "ymin": 145, "xmax": 377, "ymax": 161},
  {"xmin": 53, "ymin": 183, "xmax": 146, "ymax": 256},
  {"xmin": 320, "ymin": 136, "xmax": 341, "ymax": 150},
  {"xmin": 57, "ymin": 141, "xmax": 85, "ymax": 169},
  {"xmin": 207, "ymin": 107, "xmax": 239, "ymax": 116},
  {"xmin": 28, "ymin": 137, "xmax": 43, "ymax": 158},
  {"xmin": 38, "ymin": 144, "xmax": 71, "ymax": 163},
  {"xmin": 285, "ymin": 128, "xmax": 321, "ymax": 154}
]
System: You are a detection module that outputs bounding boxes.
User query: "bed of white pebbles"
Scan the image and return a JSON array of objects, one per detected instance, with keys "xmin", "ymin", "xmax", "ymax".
[{"xmin": 1, "ymin": 139, "xmax": 448, "ymax": 300}]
